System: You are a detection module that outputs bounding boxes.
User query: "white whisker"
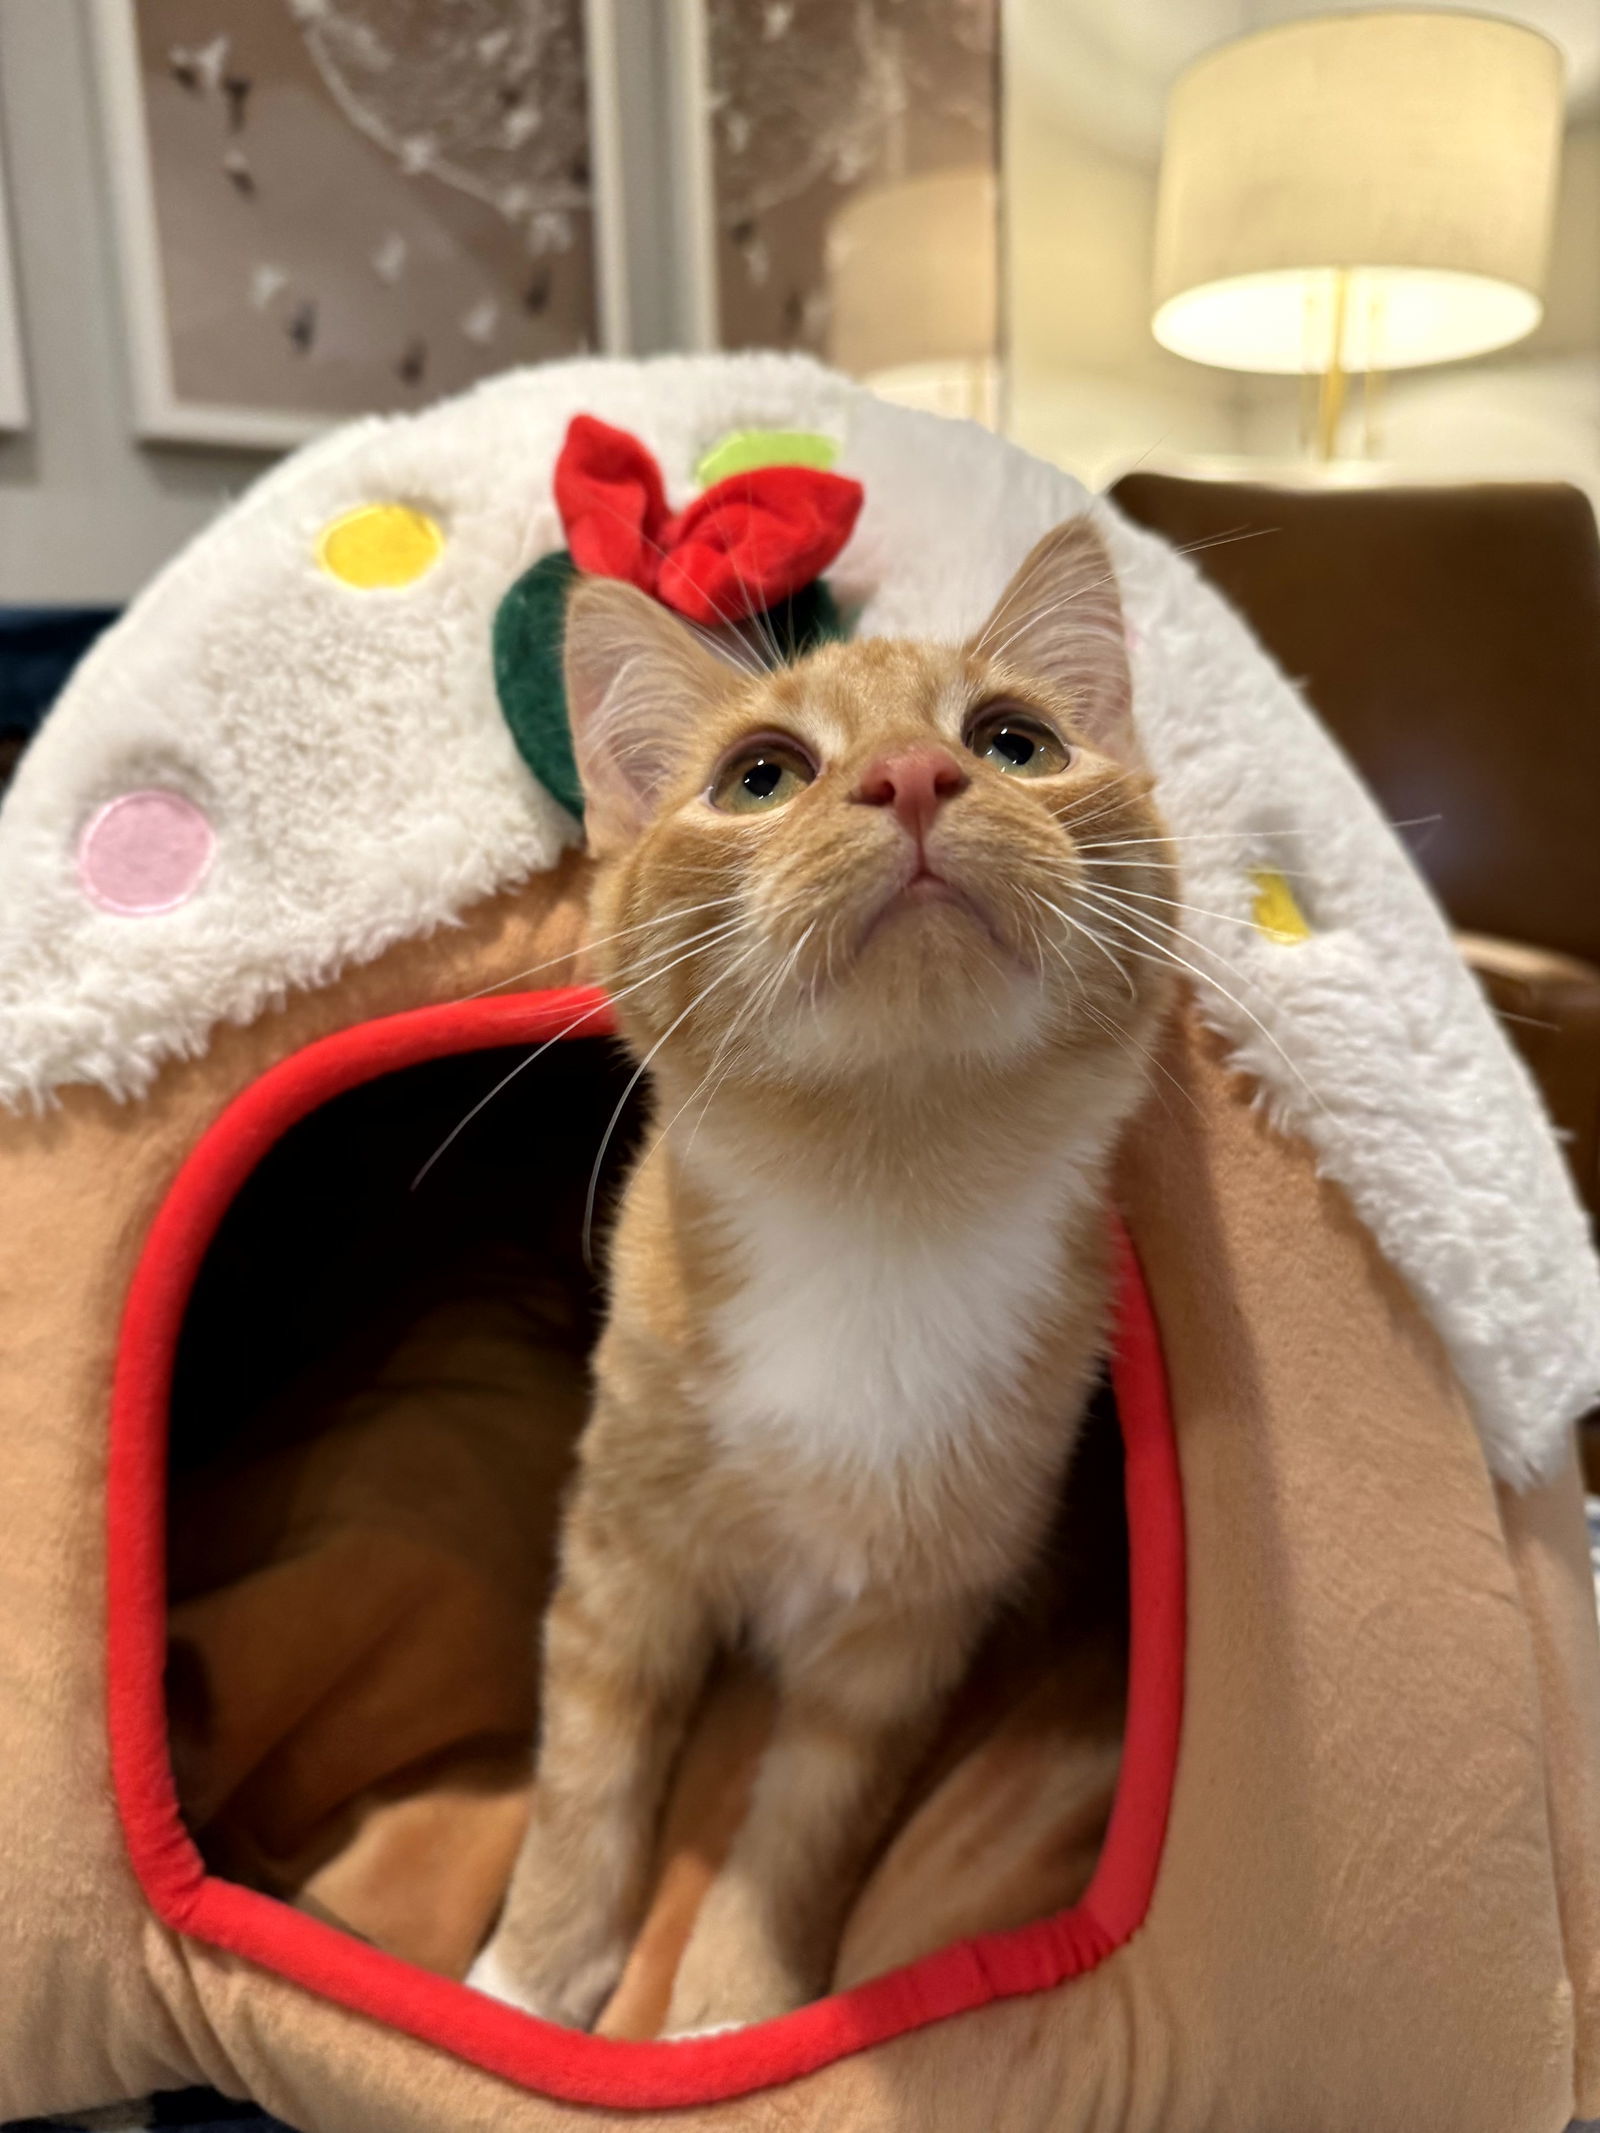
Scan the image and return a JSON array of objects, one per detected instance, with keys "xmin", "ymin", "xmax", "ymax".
[
  {"xmin": 1079, "ymin": 812, "xmax": 1440, "ymax": 853},
  {"xmin": 453, "ymin": 894, "xmax": 745, "ymax": 1003},
  {"xmin": 581, "ymin": 933, "xmax": 774, "ymax": 1263},
  {"xmin": 1073, "ymin": 885, "xmax": 1330, "ymax": 1120},
  {"xmin": 677, "ymin": 923, "xmax": 817, "ymax": 1169},
  {"xmin": 1025, "ymin": 896, "xmax": 1198, "ymax": 1121},
  {"xmin": 412, "ymin": 914, "xmax": 752, "ymax": 1189},
  {"xmin": 1079, "ymin": 879, "xmax": 1271, "ymax": 934},
  {"xmin": 1034, "ymin": 893, "xmax": 1137, "ymax": 1001}
]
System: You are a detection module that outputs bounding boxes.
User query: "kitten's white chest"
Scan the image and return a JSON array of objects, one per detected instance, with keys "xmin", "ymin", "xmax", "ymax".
[{"xmin": 701, "ymin": 1166, "xmax": 1076, "ymax": 1480}]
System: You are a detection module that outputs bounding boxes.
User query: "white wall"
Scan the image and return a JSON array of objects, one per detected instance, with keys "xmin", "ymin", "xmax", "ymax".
[
  {"xmin": 0, "ymin": 0, "xmax": 281, "ymax": 607},
  {"xmin": 1003, "ymin": 2, "xmax": 1245, "ymax": 488}
]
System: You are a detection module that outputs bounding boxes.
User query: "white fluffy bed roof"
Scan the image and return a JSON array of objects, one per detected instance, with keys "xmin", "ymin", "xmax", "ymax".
[{"xmin": 0, "ymin": 351, "xmax": 1594, "ymax": 1486}]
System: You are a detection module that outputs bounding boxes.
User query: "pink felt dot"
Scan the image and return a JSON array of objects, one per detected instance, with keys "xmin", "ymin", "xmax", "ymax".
[{"xmin": 77, "ymin": 790, "xmax": 216, "ymax": 915}]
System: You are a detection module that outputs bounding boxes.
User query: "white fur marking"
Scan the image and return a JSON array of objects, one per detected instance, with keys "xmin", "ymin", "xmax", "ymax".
[
  {"xmin": 704, "ymin": 1161, "xmax": 1087, "ymax": 1481},
  {"xmin": 466, "ymin": 1943, "xmax": 540, "ymax": 2012}
]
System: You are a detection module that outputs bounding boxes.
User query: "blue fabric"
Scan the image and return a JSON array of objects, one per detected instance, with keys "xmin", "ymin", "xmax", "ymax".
[{"xmin": 0, "ymin": 606, "xmax": 119, "ymax": 735}]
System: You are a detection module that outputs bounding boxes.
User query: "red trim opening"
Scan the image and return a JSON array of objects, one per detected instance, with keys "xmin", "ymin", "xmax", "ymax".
[{"xmin": 107, "ymin": 988, "xmax": 1185, "ymax": 2110}]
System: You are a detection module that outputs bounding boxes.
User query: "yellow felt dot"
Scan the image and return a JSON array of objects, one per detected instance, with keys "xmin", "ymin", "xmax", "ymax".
[
  {"xmin": 316, "ymin": 503, "xmax": 444, "ymax": 588},
  {"xmin": 1251, "ymin": 868, "xmax": 1311, "ymax": 944}
]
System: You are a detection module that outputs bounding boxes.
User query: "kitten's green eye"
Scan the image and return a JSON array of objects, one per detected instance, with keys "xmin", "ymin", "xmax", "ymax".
[
  {"xmin": 709, "ymin": 737, "xmax": 817, "ymax": 815},
  {"xmin": 965, "ymin": 707, "xmax": 1071, "ymax": 778}
]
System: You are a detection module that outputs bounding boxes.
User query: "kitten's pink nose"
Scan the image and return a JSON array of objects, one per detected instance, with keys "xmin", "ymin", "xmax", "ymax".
[{"xmin": 853, "ymin": 747, "xmax": 969, "ymax": 843}]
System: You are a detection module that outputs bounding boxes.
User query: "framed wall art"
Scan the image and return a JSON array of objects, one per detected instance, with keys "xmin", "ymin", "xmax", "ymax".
[
  {"xmin": 665, "ymin": 0, "xmax": 1001, "ymax": 416},
  {"xmin": 90, "ymin": 0, "xmax": 629, "ymax": 448},
  {"xmin": 0, "ymin": 103, "xmax": 29, "ymax": 432}
]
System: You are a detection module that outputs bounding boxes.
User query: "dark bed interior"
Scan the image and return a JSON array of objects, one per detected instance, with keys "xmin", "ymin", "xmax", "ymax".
[
  {"xmin": 160, "ymin": 1034, "xmax": 1130, "ymax": 2001},
  {"xmin": 169, "ymin": 1039, "xmax": 640, "ymax": 1477}
]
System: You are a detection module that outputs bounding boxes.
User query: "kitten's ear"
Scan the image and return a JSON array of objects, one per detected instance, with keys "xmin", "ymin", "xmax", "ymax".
[
  {"xmin": 971, "ymin": 518, "xmax": 1136, "ymax": 760},
  {"xmin": 564, "ymin": 576, "xmax": 738, "ymax": 856}
]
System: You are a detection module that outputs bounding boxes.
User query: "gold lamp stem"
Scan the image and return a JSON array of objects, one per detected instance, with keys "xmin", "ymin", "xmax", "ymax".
[{"xmin": 1314, "ymin": 267, "xmax": 1351, "ymax": 461}]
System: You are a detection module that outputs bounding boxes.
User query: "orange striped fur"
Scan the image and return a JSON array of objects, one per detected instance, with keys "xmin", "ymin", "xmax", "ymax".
[{"xmin": 473, "ymin": 521, "xmax": 1175, "ymax": 2033}]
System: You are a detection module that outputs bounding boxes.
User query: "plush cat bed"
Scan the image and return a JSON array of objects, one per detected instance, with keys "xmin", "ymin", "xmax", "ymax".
[{"xmin": 1, "ymin": 353, "xmax": 1598, "ymax": 2133}]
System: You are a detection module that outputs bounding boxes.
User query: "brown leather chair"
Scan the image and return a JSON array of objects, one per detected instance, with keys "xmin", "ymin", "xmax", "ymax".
[{"xmin": 1111, "ymin": 473, "xmax": 1600, "ymax": 1223}]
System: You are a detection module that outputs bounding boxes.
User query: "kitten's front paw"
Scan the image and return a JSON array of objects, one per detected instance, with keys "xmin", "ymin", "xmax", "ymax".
[
  {"xmin": 466, "ymin": 1937, "xmax": 619, "ymax": 2030},
  {"xmin": 663, "ymin": 1896, "xmax": 816, "ymax": 2037},
  {"xmin": 663, "ymin": 1967, "xmax": 809, "ymax": 2038},
  {"xmin": 466, "ymin": 1941, "xmax": 553, "ymax": 2017}
]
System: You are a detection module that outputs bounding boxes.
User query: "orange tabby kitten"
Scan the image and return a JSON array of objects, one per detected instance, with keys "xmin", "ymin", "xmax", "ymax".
[{"xmin": 470, "ymin": 517, "xmax": 1176, "ymax": 2035}]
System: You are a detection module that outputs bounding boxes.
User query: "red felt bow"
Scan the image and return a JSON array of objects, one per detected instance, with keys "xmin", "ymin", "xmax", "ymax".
[{"xmin": 553, "ymin": 414, "xmax": 863, "ymax": 627}]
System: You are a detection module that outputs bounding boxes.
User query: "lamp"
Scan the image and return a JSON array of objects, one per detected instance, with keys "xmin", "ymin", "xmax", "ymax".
[
  {"xmin": 1151, "ymin": 11, "xmax": 1565, "ymax": 459},
  {"xmin": 827, "ymin": 167, "xmax": 1000, "ymax": 426}
]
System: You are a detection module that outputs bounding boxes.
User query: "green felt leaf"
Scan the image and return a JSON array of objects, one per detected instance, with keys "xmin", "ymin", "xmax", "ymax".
[
  {"xmin": 491, "ymin": 555, "xmax": 852, "ymax": 828},
  {"xmin": 492, "ymin": 549, "xmax": 584, "ymax": 822},
  {"xmin": 694, "ymin": 428, "xmax": 840, "ymax": 486}
]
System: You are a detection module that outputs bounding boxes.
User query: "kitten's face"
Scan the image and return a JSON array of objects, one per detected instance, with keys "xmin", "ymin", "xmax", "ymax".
[{"xmin": 567, "ymin": 519, "xmax": 1175, "ymax": 1085}]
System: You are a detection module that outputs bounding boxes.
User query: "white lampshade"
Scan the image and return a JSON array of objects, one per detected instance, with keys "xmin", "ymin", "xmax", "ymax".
[{"xmin": 1152, "ymin": 11, "xmax": 1565, "ymax": 375}]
